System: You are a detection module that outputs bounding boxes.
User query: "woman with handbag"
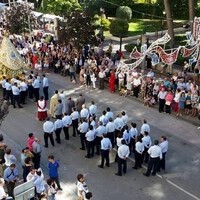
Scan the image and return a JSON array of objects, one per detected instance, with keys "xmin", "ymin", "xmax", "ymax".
[{"xmin": 165, "ymin": 90, "xmax": 174, "ymax": 114}]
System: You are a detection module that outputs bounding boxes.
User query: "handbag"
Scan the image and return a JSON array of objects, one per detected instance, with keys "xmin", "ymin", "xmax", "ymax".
[{"xmin": 165, "ymin": 101, "xmax": 171, "ymax": 106}]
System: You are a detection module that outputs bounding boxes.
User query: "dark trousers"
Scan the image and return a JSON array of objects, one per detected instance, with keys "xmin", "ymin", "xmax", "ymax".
[
  {"xmin": 33, "ymin": 152, "xmax": 41, "ymax": 169},
  {"xmin": 158, "ymin": 152, "xmax": 166, "ymax": 171},
  {"xmin": 159, "ymin": 98, "xmax": 165, "ymax": 113},
  {"xmin": 20, "ymin": 91, "xmax": 27, "ymax": 104},
  {"xmin": 34, "ymin": 88, "xmax": 40, "ymax": 101},
  {"xmin": 146, "ymin": 157, "xmax": 160, "ymax": 176},
  {"xmin": 50, "ymin": 176, "xmax": 61, "ymax": 190},
  {"xmin": 165, "ymin": 105, "xmax": 171, "ymax": 114},
  {"xmin": 72, "ymin": 119, "xmax": 78, "ymax": 136},
  {"xmin": 43, "ymin": 86, "xmax": 49, "ymax": 101},
  {"xmin": 129, "ymin": 138, "xmax": 135, "ymax": 154},
  {"xmin": 13, "ymin": 94, "xmax": 21, "ymax": 108},
  {"xmin": 55, "ymin": 128, "xmax": 62, "ymax": 143},
  {"xmin": 95, "ymin": 136, "xmax": 102, "ymax": 154},
  {"xmin": 86, "ymin": 75, "xmax": 91, "ymax": 86},
  {"xmin": 44, "ymin": 132, "xmax": 55, "ymax": 147},
  {"xmin": 2, "ymin": 88, "xmax": 6, "ymax": 98},
  {"xmin": 86, "ymin": 140, "xmax": 94, "ymax": 157},
  {"xmin": 28, "ymin": 85, "xmax": 34, "ymax": 98},
  {"xmin": 143, "ymin": 147, "xmax": 149, "ymax": 163},
  {"xmin": 5, "ymin": 181, "xmax": 15, "ymax": 198},
  {"xmin": 107, "ymin": 132, "xmax": 115, "ymax": 148},
  {"xmin": 134, "ymin": 151, "xmax": 143, "ymax": 168},
  {"xmin": 99, "ymin": 78, "xmax": 104, "ymax": 89},
  {"xmin": 6, "ymin": 90, "xmax": 13, "ymax": 104},
  {"xmin": 133, "ymin": 85, "xmax": 140, "ymax": 98},
  {"xmin": 63, "ymin": 126, "xmax": 69, "ymax": 140},
  {"xmin": 80, "ymin": 132, "xmax": 86, "ymax": 149},
  {"xmin": 100, "ymin": 149, "xmax": 109, "ymax": 167},
  {"xmin": 117, "ymin": 157, "xmax": 127, "ymax": 175}
]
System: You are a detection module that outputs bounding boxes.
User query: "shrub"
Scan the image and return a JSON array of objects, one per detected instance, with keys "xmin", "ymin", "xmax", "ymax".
[
  {"xmin": 116, "ymin": 6, "xmax": 132, "ymax": 21},
  {"xmin": 109, "ymin": 19, "xmax": 129, "ymax": 37}
]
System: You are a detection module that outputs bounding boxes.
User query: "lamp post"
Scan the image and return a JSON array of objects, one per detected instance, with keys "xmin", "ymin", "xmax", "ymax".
[
  {"xmin": 100, "ymin": 7, "xmax": 105, "ymax": 41},
  {"xmin": 161, "ymin": 10, "xmax": 166, "ymax": 36}
]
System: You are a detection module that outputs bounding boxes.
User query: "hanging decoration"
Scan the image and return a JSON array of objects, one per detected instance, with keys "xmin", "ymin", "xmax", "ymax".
[
  {"xmin": 182, "ymin": 45, "xmax": 197, "ymax": 57},
  {"xmin": 129, "ymin": 46, "xmax": 143, "ymax": 59}
]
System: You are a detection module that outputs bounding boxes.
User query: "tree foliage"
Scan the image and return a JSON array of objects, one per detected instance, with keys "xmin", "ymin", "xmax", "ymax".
[
  {"xmin": 5, "ymin": 3, "xmax": 37, "ymax": 34},
  {"xmin": 44, "ymin": 0, "xmax": 81, "ymax": 16},
  {"xmin": 109, "ymin": 19, "xmax": 129, "ymax": 37},
  {"xmin": 57, "ymin": 11, "xmax": 101, "ymax": 50},
  {"xmin": 116, "ymin": 6, "xmax": 132, "ymax": 21}
]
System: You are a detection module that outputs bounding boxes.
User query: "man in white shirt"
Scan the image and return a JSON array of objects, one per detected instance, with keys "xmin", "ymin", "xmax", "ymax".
[
  {"xmin": 62, "ymin": 113, "xmax": 72, "ymax": 140},
  {"xmin": 54, "ymin": 118, "xmax": 63, "ymax": 144},
  {"xmin": 98, "ymin": 68, "xmax": 106, "ymax": 90},
  {"xmin": 115, "ymin": 139, "xmax": 130, "ymax": 176},
  {"xmin": 133, "ymin": 75, "xmax": 141, "ymax": 98},
  {"xmin": 43, "ymin": 118, "xmax": 55, "ymax": 148},
  {"xmin": 142, "ymin": 131, "xmax": 152, "ymax": 163},
  {"xmin": 19, "ymin": 79, "xmax": 28, "ymax": 105},
  {"xmin": 42, "ymin": 74, "xmax": 49, "ymax": 101},
  {"xmin": 78, "ymin": 119, "xmax": 89, "ymax": 150},
  {"xmin": 157, "ymin": 136, "xmax": 168, "ymax": 172},
  {"xmin": 1, "ymin": 76, "xmax": 6, "ymax": 99},
  {"xmin": 98, "ymin": 134, "xmax": 112, "ymax": 168},
  {"xmin": 121, "ymin": 111, "xmax": 128, "ymax": 128},
  {"xmin": 5, "ymin": 79, "xmax": 13, "ymax": 104},
  {"xmin": 89, "ymin": 101, "xmax": 97, "ymax": 119},
  {"xmin": 140, "ymin": 119, "xmax": 150, "ymax": 135},
  {"xmin": 133, "ymin": 135, "xmax": 144, "ymax": 169},
  {"xmin": 85, "ymin": 125, "xmax": 96, "ymax": 158},
  {"xmin": 106, "ymin": 118, "xmax": 115, "ymax": 147},
  {"xmin": 80, "ymin": 104, "xmax": 89, "ymax": 120},
  {"xmin": 71, "ymin": 107, "xmax": 79, "ymax": 137},
  {"xmin": 12, "ymin": 82, "xmax": 23, "ymax": 108},
  {"xmin": 105, "ymin": 107, "xmax": 114, "ymax": 120},
  {"xmin": 143, "ymin": 139, "xmax": 162, "ymax": 177},
  {"xmin": 99, "ymin": 110, "xmax": 108, "ymax": 126},
  {"xmin": 32, "ymin": 76, "xmax": 40, "ymax": 102}
]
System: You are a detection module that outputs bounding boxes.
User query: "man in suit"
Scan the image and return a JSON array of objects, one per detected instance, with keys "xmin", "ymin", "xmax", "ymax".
[{"xmin": 76, "ymin": 93, "xmax": 85, "ymax": 112}]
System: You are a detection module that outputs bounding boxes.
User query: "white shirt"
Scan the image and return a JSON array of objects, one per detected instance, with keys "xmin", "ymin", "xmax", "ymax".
[
  {"xmin": 148, "ymin": 145, "xmax": 162, "ymax": 159},
  {"xmin": 101, "ymin": 138, "xmax": 112, "ymax": 150},
  {"xmin": 114, "ymin": 117, "xmax": 124, "ymax": 130},
  {"xmin": 0, "ymin": 186, "xmax": 7, "ymax": 199},
  {"xmin": 106, "ymin": 122, "xmax": 115, "ymax": 133},
  {"xmin": 105, "ymin": 111, "xmax": 114, "ymax": 120},
  {"xmin": 1, "ymin": 79, "xmax": 6, "ymax": 88},
  {"xmin": 32, "ymin": 141, "xmax": 42, "ymax": 154},
  {"xmin": 158, "ymin": 91, "xmax": 167, "ymax": 99},
  {"xmin": 118, "ymin": 144, "xmax": 130, "ymax": 159},
  {"xmin": 71, "ymin": 111, "xmax": 79, "ymax": 120},
  {"xmin": 62, "ymin": 115, "xmax": 72, "ymax": 127},
  {"xmin": 20, "ymin": 81, "xmax": 28, "ymax": 91},
  {"xmin": 85, "ymin": 130, "xmax": 96, "ymax": 141},
  {"xmin": 133, "ymin": 78, "xmax": 141, "ymax": 86},
  {"xmin": 159, "ymin": 140, "xmax": 168, "ymax": 153},
  {"xmin": 99, "ymin": 71, "xmax": 106, "ymax": 78},
  {"xmin": 54, "ymin": 119, "xmax": 63, "ymax": 129},
  {"xmin": 141, "ymin": 123, "xmax": 150, "ymax": 134},
  {"xmin": 32, "ymin": 79, "xmax": 40, "ymax": 88},
  {"xmin": 121, "ymin": 115, "xmax": 128, "ymax": 126},
  {"xmin": 89, "ymin": 104, "xmax": 97, "ymax": 116},
  {"xmin": 43, "ymin": 121, "xmax": 54, "ymax": 133},
  {"xmin": 96, "ymin": 125, "xmax": 106, "ymax": 137},
  {"xmin": 116, "ymin": 137, "xmax": 123, "ymax": 147},
  {"xmin": 135, "ymin": 141, "xmax": 144, "ymax": 154},
  {"xmin": 43, "ymin": 77, "xmax": 49, "ymax": 87},
  {"xmin": 78, "ymin": 122, "xmax": 89, "ymax": 133},
  {"xmin": 129, "ymin": 127, "xmax": 138, "ymax": 139},
  {"xmin": 80, "ymin": 108, "xmax": 89, "ymax": 119},
  {"xmin": 4, "ymin": 154, "xmax": 17, "ymax": 167},
  {"xmin": 12, "ymin": 85, "xmax": 21, "ymax": 95},
  {"xmin": 5, "ymin": 82, "xmax": 12, "ymax": 90},
  {"xmin": 77, "ymin": 181, "xmax": 88, "ymax": 199},
  {"xmin": 99, "ymin": 115, "xmax": 108, "ymax": 126},
  {"xmin": 142, "ymin": 135, "xmax": 152, "ymax": 148}
]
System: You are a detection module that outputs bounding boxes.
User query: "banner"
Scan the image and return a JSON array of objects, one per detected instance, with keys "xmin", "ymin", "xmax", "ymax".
[
  {"xmin": 182, "ymin": 45, "xmax": 197, "ymax": 57},
  {"xmin": 156, "ymin": 46, "xmax": 180, "ymax": 65},
  {"xmin": 129, "ymin": 47, "xmax": 143, "ymax": 59}
]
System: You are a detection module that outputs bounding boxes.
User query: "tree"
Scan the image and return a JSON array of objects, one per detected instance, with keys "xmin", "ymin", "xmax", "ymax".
[
  {"xmin": 5, "ymin": 3, "xmax": 37, "ymax": 34},
  {"xmin": 188, "ymin": 0, "xmax": 195, "ymax": 31},
  {"xmin": 57, "ymin": 11, "xmax": 101, "ymax": 51},
  {"xmin": 116, "ymin": 6, "xmax": 132, "ymax": 21},
  {"xmin": 109, "ymin": 19, "xmax": 129, "ymax": 51},
  {"xmin": 163, "ymin": 0, "xmax": 174, "ymax": 47},
  {"xmin": 43, "ymin": 0, "xmax": 81, "ymax": 16}
]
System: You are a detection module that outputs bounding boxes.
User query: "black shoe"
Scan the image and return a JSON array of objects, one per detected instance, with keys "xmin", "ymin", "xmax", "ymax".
[
  {"xmin": 57, "ymin": 188, "xmax": 63, "ymax": 191},
  {"xmin": 152, "ymin": 173, "xmax": 156, "ymax": 176},
  {"xmin": 132, "ymin": 167, "xmax": 138, "ymax": 169},
  {"xmin": 90, "ymin": 154, "xmax": 94, "ymax": 157},
  {"xmin": 80, "ymin": 148, "xmax": 85, "ymax": 150},
  {"xmin": 73, "ymin": 135, "xmax": 76, "ymax": 137},
  {"xmin": 23, "ymin": 102, "xmax": 27, "ymax": 104},
  {"xmin": 115, "ymin": 173, "xmax": 122, "ymax": 176},
  {"xmin": 85, "ymin": 155, "xmax": 90, "ymax": 158},
  {"xmin": 106, "ymin": 164, "xmax": 110, "ymax": 167},
  {"xmin": 65, "ymin": 138, "xmax": 69, "ymax": 140},
  {"xmin": 143, "ymin": 173, "xmax": 150, "ymax": 177},
  {"xmin": 19, "ymin": 106, "xmax": 23, "ymax": 108},
  {"xmin": 44, "ymin": 145, "xmax": 48, "ymax": 148},
  {"xmin": 95, "ymin": 152, "xmax": 100, "ymax": 155},
  {"xmin": 98, "ymin": 165, "xmax": 103, "ymax": 168},
  {"xmin": 13, "ymin": 106, "xmax": 16, "ymax": 108}
]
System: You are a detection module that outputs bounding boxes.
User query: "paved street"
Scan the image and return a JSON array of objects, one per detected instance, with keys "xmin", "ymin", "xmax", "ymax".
[{"xmin": 1, "ymin": 72, "xmax": 200, "ymax": 200}]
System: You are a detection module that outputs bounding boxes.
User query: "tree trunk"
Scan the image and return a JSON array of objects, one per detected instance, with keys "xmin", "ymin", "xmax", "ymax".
[
  {"xmin": 163, "ymin": 0, "xmax": 174, "ymax": 47},
  {"xmin": 188, "ymin": 0, "xmax": 195, "ymax": 32},
  {"xmin": 119, "ymin": 36, "xmax": 122, "ymax": 52}
]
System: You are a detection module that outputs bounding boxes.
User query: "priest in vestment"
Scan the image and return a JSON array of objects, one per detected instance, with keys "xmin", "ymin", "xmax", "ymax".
[{"xmin": 49, "ymin": 90, "xmax": 59, "ymax": 118}]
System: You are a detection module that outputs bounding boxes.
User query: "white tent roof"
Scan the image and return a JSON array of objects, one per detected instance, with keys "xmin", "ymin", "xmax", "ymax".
[
  {"xmin": 31, "ymin": 11, "xmax": 43, "ymax": 18},
  {"xmin": 42, "ymin": 14, "xmax": 63, "ymax": 21}
]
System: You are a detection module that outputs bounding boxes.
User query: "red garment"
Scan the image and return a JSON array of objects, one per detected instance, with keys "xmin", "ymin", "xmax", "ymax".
[
  {"xmin": 109, "ymin": 72, "xmax": 115, "ymax": 93},
  {"xmin": 32, "ymin": 55, "xmax": 39, "ymax": 68},
  {"xmin": 27, "ymin": 137, "xmax": 35, "ymax": 151}
]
